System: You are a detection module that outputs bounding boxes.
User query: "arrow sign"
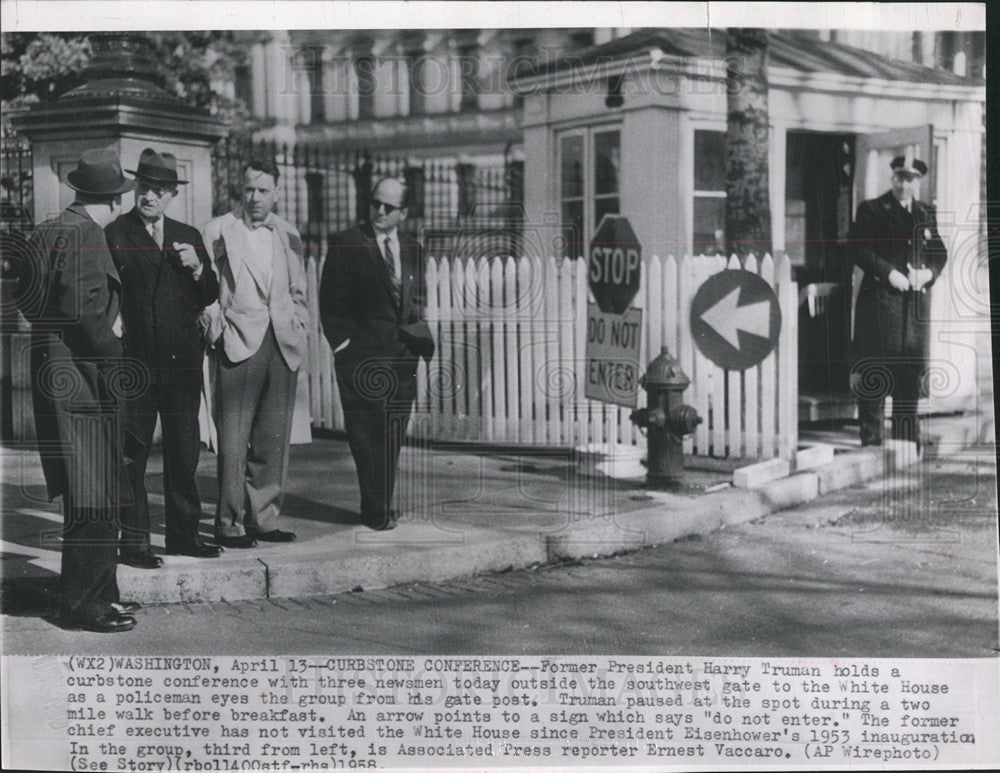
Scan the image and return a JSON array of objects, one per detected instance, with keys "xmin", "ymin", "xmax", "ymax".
[
  {"xmin": 699, "ymin": 286, "xmax": 772, "ymax": 350},
  {"xmin": 690, "ymin": 270, "xmax": 782, "ymax": 371}
]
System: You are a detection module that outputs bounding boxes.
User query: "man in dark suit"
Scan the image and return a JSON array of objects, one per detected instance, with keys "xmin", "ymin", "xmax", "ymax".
[
  {"xmin": 320, "ymin": 177, "xmax": 434, "ymax": 530},
  {"xmin": 29, "ymin": 147, "xmax": 140, "ymax": 632},
  {"xmin": 105, "ymin": 149, "xmax": 222, "ymax": 565},
  {"xmin": 850, "ymin": 156, "xmax": 948, "ymax": 449}
]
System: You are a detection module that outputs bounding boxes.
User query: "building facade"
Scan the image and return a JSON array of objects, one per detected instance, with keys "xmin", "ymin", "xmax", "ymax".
[{"xmin": 227, "ymin": 28, "xmax": 631, "ymax": 163}]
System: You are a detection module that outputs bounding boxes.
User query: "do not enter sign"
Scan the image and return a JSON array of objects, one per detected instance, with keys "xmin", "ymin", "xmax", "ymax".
[
  {"xmin": 585, "ymin": 303, "xmax": 643, "ymax": 408},
  {"xmin": 589, "ymin": 215, "xmax": 641, "ymax": 315}
]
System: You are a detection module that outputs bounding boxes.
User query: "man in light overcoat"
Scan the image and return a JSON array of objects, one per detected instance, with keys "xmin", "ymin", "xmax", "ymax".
[{"xmin": 200, "ymin": 157, "xmax": 308, "ymax": 548}]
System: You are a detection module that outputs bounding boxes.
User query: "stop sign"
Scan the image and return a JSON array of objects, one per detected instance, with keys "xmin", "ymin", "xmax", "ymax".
[{"xmin": 589, "ymin": 215, "xmax": 641, "ymax": 314}]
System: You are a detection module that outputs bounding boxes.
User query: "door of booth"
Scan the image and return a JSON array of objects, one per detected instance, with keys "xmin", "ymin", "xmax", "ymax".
[{"xmin": 790, "ymin": 125, "xmax": 936, "ymax": 423}]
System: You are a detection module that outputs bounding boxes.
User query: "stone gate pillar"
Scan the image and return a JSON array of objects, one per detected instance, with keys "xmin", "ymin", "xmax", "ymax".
[{"xmin": 10, "ymin": 32, "xmax": 227, "ymax": 227}]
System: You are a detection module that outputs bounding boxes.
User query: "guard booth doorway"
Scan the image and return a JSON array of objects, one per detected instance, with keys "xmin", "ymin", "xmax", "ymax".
[
  {"xmin": 784, "ymin": 130, "xmax": 856, "ymax": 421},
  {"xmin": 785, "ymin": 124, "xmax": 939, "ymax": 423}
]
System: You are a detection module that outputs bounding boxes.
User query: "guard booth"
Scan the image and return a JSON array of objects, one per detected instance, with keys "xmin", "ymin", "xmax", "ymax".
[{"xmin": 512, "ymin": 29, "xmax": 986, "ymax": 458}]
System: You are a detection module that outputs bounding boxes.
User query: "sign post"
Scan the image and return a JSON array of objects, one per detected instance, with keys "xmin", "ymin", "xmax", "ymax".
[{"xmin": 585, "ymin": 215, "xmax": 643, "ymax": 411}]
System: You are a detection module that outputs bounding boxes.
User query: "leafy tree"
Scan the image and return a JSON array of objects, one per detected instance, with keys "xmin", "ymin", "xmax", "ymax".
[
  {"xmin": 1, "ymin": 33, "xmax": 91, "ymax": 106},
  {"xmin": 1, "ymin": 31, "xmax": 252, "ymax": 127}
]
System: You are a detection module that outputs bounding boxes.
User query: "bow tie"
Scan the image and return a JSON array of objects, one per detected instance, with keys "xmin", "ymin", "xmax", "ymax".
[{"xmin": 249, "ymin": 220, "xmax": 273, "ymax": 230}]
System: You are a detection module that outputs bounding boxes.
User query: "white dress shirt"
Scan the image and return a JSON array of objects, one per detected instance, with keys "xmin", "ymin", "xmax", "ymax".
[{"xmin": 240, "ymin": 218, "xmax": 275, "ymax": 297}]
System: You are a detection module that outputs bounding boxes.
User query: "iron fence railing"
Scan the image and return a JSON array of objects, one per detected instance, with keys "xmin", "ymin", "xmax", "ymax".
[
  {"xmin": 211, "ymin": 136, "xmax": 524, "ymax": 258},
  {"xmin": 0, "ymin": 134, "xmax": 33, "ymax": 234}
]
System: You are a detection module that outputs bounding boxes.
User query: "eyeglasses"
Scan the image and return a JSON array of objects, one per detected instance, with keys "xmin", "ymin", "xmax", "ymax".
[
  {"xmin": 371, "ymin": 199, "xmax": 400, "ymax": 215},
  {"xmin": 137, "ymin": 182, "xmax": 174, "ymax": 198}
]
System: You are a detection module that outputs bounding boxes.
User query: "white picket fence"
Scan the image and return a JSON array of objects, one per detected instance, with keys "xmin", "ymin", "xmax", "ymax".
[{"xmin": 303, "ymin": 252, "xmax": 798, "ymax": 460}]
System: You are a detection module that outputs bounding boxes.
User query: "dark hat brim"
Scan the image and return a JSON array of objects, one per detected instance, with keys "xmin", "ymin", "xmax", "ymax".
[
  {"xmin": 890, "ymin": 156, "xmax": 927, "ymax": 178},
  {"xmin": 126, "ymin": 169, "xmax": 189, "ymax": 185},
  {"xmin": 66, "ymin": 172, "xmax": 137, "ymax": 196}
]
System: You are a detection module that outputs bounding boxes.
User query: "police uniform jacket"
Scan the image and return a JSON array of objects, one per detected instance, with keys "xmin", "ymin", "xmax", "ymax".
[{"xmin": 851, "ymin": 191, "xmax": 947, "ymax": 363}]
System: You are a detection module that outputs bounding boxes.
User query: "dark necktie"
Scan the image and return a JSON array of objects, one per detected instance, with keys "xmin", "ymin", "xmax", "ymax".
[
  {"xmin": 382, "ymin": 236, "xmax": 401, "ymax": 301},
  {"xmin": 150, "ymin": 220, "xmax": 163, "ymax": 250}
]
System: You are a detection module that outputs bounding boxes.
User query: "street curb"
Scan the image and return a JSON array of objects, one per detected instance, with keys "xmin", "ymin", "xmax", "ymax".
[
  {"xmin": 265, "ymin": 529, "xmax": 548, "ymax": 599},
  {"xmin": 119, "ymin": 559, "xmax": 269, "ymax": 604},
  {"xmin": 545, "ymin": 471, "xmax": 821, "ymax": 561},
  {"xmin": 3, "ymin": 413, "xmax": 988, "ymax": 605},
  {"xmin": 815, "ymin": 448, "xmax": 884, "ymax": 494}
]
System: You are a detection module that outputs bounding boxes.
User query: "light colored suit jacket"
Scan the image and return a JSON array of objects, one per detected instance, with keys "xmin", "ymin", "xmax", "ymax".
[{"xmin": 200, "ymin": 209, "xmax": 309, "ymax": 371}]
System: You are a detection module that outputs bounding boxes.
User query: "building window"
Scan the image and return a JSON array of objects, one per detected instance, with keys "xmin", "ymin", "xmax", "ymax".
[
  {"xmin": 305, "ymin": 172, "xmax": 324, "ymax": 225},
  {"xmin": 558, "ymin": 127, "xmax": 621, "ymax": 258},
  {"xmin": 693, "ymin": 129, "xmax": 726, "ymax": 255},
  {"xmin": 457, "ymin": 44, "xmax": 479, "ymax": 111},
  {"xmin": 309, "ymin": 56, "xmax": 325, "ymax": 123},
  {"xmin": 569, "ymin": 30, "xmax": 595, "ymax": 50},
  {"xmin": 354, "ymin": 55, "xmax": 375, "ymax": 120},
  {"xmin": 234, "ymin": 61, "xmax": 252, "ymax": 110},
  {"xmin": 510, "ymin": 38, "xmax": 534, "ymax": 75},
  {"xmin": 508, "ymin": 37, "xmax": 534, "ymax": 107},
  {"xmin": 407, "ymin": 50, "xmax": 425, "ymax": 115}
]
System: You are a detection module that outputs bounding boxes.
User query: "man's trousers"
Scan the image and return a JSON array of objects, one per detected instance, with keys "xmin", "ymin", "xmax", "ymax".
[
  {"xmin": 855, "ymin": 358, "xmax": 924, "ymax": 447},
  {"xmin": 335, "ymin": 356, "xmax": 417, "ymax": 522},
  {"xmin": 121, "ymin": 381, "xmax": 204, "ymax": 552},
  {"xmin": 214, "ymin": 327, "xmax": 297, "ymax": 538},
  {"xmin": 61, "ymin": 497, "xmax": 121, "ymax": 620}
]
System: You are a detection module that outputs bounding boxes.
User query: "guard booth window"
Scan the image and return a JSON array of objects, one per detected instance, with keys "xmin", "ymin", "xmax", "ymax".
[
  {"xmin": 693, "ymin": 130, "xmax": 726, "ymax": 255},
  {"xmin": 558, "ymin": 127, "xmax": 620, "ymax": 259}
]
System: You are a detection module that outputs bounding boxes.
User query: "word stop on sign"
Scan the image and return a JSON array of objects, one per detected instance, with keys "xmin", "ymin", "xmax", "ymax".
[{"xmin": 589, "ymin": 246, "xmax": 640, "ymax": 286}]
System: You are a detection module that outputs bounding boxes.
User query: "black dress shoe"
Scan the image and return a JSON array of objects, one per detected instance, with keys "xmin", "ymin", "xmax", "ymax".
[
  {"xmin": 166, "ymin": 540, "xmax": 223, "ymax": 558},
  {"xmin": 365, "ymin": 513, "xmax": 397, "ymax": 531},
  {"xmin": 65, "ymin": 611, "xmax": 137, "ymax": 633},
  {"xmin": 111, "ymin": 601, "xmax": 142, "ymax": 615},
  {"xmin": 250, "ymin": 529, "xmax": 296, "ymax": 543},
  {"xmin": 215, "ymin": 534, "xmax": 258, "ymax": 549},
  {"xmin": 119, "ymin": 550, "xmax": 163, "ymax": 569}
]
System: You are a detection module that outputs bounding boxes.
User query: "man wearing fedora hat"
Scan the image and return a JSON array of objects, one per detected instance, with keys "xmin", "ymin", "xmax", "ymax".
[
  {"xmin": 850, "ymin": 155, "xmax": 948, "ymax": 450},
  {"xmin": 105, "ymin": 149, "xmax": 222, "ymax": 567},
  {"xmin": 28, "ymin": 146, "xmax": 141, "ymax": 632}
]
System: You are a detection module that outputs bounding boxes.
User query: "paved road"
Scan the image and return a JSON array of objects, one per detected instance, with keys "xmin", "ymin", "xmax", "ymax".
[{"xmin": 3, "ymin": 456, "xmax": 997, "ymax": 657}]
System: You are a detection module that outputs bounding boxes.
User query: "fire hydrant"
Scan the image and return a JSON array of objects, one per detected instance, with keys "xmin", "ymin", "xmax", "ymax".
[{"xmin": 630, "ymin": 346, "xmax": 702, "ymax": 487}]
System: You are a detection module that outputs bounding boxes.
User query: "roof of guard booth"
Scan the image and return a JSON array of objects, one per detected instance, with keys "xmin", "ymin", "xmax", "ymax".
[{"xmin": 511, "ymin": 28, "xmax": 982, "ymax": 87}]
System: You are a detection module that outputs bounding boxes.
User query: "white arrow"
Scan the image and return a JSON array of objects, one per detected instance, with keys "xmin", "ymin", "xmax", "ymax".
[{"xmin": 700, "ymin": 286, "xmax": 771, "ymax": 350}]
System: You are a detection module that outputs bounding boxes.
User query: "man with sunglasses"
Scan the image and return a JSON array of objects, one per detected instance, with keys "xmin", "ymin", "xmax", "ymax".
[
  {"xmin": 320, "ymin": 178, "xmax": 435, "ymax": 531},
  {"xmin": 105, "ymin": 149, "xmax": 222, "ymax": 567}
]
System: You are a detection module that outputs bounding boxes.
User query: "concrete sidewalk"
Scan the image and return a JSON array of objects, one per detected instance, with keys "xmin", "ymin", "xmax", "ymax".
[{"xmin": 1, "ymin": 410, "xmax": 994, "ymax": 605}]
